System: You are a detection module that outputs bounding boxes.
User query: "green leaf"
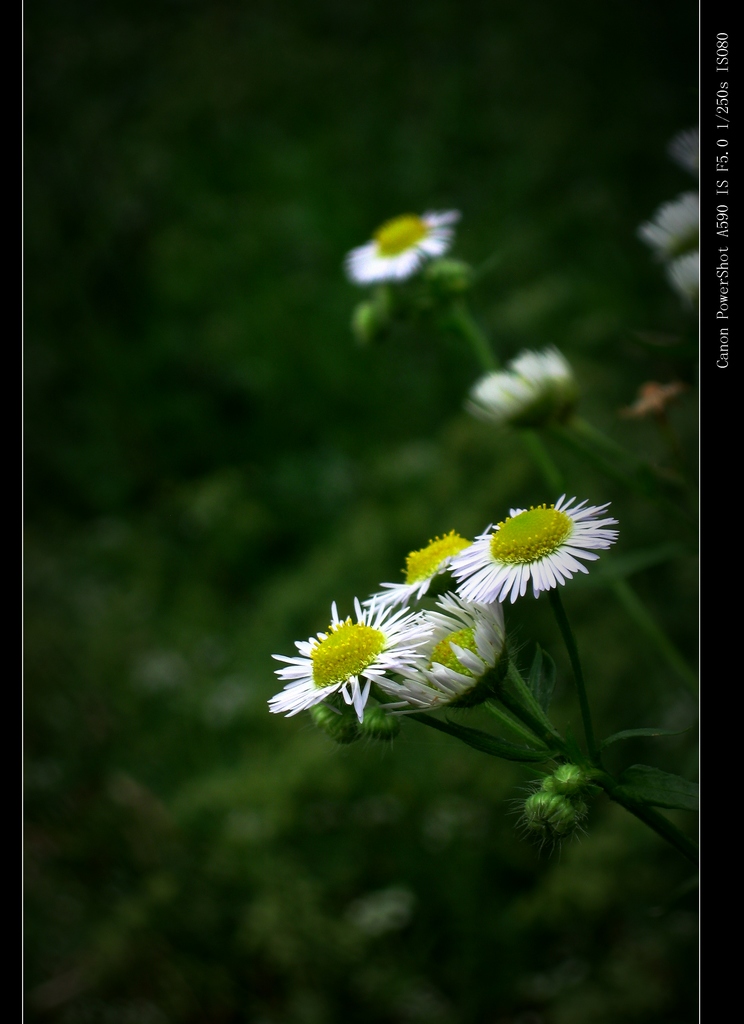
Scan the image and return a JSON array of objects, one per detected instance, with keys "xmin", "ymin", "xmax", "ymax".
[
  {"xmin": 528, "ymin": 645, "xmax": 557, "ymax": 714},
  {"xmin": 411, "ymin": 713, "xmax": 558, "ymax": 763},
  {"xmin": 563, "ymin": 725, "xmax": 585, "ymax": 764},
  {"xmin": 616, "ymin": 764, "xmax": 698, "ymax": 811},
  {"xmin": 484, "ymin": 700, "xmax": 544, "ymax": 747},
  {"xmin": 599, "ymin": 726, "xmax": 693, "ymax": 751},
  {"xmin": 587, "ymin": 543, "xmax": 688, "ymax": 583},
  {"xmin": 504, "ymin": 661, "xmax": 562, "ymax": 744}
]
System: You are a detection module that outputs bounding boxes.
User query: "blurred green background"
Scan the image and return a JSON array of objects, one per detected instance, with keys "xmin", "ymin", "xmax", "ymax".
[{"xmin": 25, "ymin": 1, "xmax": 698, "ymax": 1021}]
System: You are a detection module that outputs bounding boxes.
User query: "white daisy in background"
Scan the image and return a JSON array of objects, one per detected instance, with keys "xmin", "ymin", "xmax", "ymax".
[
  {"xmin": 666, "ymin": 250, "xmax": 699, "ymax": 306},
  {"xmin": 451, "ymin": 495, "xmax": 618, "ymax": 605},
  {"xmin": 269, "ymin": 598, "xmax": 433, "ymax": 722},
  {"xmin": 345, "ymin": 210, "xmax": 460, "ymax": 284},
  {"xmin": 668, "ymin": 127, "xmax": 699, "ymax": 177},
  {"xmin": 378, "ymin": 593, "xmax": 505, "ymax": 712},
  {"xmin": 365, "ymin": 530, "xmax": 472, "ymax": 610},
  {"xmin": 467, "ymin": 347, "xmax": 578, "ymax": 429},
  {"xmin": 638, "ymin": 192, "xmax": 699, "ymax": 260}
]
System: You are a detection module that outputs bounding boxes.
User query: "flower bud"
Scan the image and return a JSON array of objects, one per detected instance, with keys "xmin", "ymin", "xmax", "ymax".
[
  {"xmin": 541, "ymin": 763, "xmax": 588, "ymax": 797},
  {"xmin": 522, "ymin": 790, "xmax": 585, "ymax": 841},
  {"xmin": 423, "ymin": 258, "xmax": 473, "ymax": 294},
  {"xmin": 310, "ymin": 703, "xmax": 361, "ymax": 744},
  {"xmin": 351, "ymin": 287, "xmax": 392, "ymax": 346}
]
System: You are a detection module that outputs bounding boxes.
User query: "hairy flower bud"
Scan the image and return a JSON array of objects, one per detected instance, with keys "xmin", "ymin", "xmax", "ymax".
[
  {"xmin": 310, "ymin": 703, "xmax": 361, "ymax": 744},
  {"xmin": 522, "ymin": 790, "xmax": 586, "ymax": 841},
  {"xmin": 541, "ymin": 763, "xmax": 588, "ymax": 797},
  {"xmin": 359, "ymin": 706, "xmax": 401, "ymax": 741}
]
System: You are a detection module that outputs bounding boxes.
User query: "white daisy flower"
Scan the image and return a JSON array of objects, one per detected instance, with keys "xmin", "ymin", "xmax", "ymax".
[
  {"xmin": 666, "ymin": 250, "xmax": 699, "ymax": 306},
  {"xmin": 378, "ymin": 593, "xmax": 506, "ymax": 712},
  {"xmin": 467, "ymin": 347, "xmax": 578, "ymax": 429},
  {"xmin": 668, "ymin": 127, "xmax": 699, "ymax": 177},
  {"xmin": 269, "ymin": 598, "xmax": 433, "ymax": 722},
  {"xmin": 451, "ymin": 495, "xmax": 618, "ymax": 605},
  {"xmin": 365, "ymin": 530, "xmax": 472, "ymax": 611},
  {"xmin": 638, "ymin": 192, "xmax": 699, "ymax": 260},
  {"xmin": 345, "ymin": 210, "xmax": 460, "ymax": 284}
]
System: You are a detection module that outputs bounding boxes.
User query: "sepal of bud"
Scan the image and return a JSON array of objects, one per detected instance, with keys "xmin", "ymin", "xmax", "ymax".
[
  {"xmin": 522, "ymin": 791, "xmax": 585, "ymax": 840},
  {"xmin": 359, "ymin": 706, "xmax": 401, "ymax": 741},
  {"xmin": 310, "ymin": 703, "xmax": 361, "ymax": 744},
  {"xmin": 423, "ymin": 258, "xmax": 473, "ymax": 295},
  {"xmin": 351, "ymin": 286, "xmax": 392, "ymax": 346},
  {"xmin": 542, "ymin": 763, "xmax": 588, "ymax": 797}
]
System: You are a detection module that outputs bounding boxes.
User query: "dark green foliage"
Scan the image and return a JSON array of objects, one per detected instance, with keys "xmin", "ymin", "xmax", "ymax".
[
  {"xmin": 616, "ymin": 765, "xmax": 699, "ymax": 812},
  {"xmin": 528, "ymin": 645, "xmax": 557, "ymax": 715},
  {"xmin": 599, "ymin": 726, "xmax": 693, "ymax": 751},
  {"xmin": 25, "ymin": 1, "xmax": 698, "ymax": 1021}
]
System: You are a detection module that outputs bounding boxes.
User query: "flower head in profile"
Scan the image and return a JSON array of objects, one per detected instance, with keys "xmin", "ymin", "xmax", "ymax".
[
  {"xmin": 378, "ymin": 593, "xmax": 506, "ymax": 712},
  {"xmin": 270, "ymin": 599, "xmax": 432, "ymax": 722},
  {"xmin": 365, "ymin": 530, "xmax": 472, "ymax": 611},
  {"xmin": 467, "ymin": 347, "xmax": 578, "ymax": 429},
  {"xmin": 638, "ymin": 192, "xmax": 699, "ymax": 260},
  {"xmin": 668, "ymin": 127, "xmax": 699, "ymax": 177},
  {"xmin": 345, "ymin": 210, "xmax": 460, "ymax": 284},
  {"xmin": 451, "ymin": 496, "xmax": 618, "ymax": 605}
]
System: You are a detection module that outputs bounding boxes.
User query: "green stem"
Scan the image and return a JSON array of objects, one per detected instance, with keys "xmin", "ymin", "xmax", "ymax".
[
  {"xmin": 520, "ymin": 431, "xmax": 565, "ymax": 493},
  {"xmin": 548, "ymin": 589, "xmax": 598, "ymax": 763},
  {"xmin": 444, "ymin": 300, "xmax": 569, "ymax": 493},
  {"xmin": 570, "ymin": 416, "xmax": 637, "ymax": 462},
  {"xmin": 609, "ymin": 578, "xmax": 698, "ymax": 693},
  {"xmin": 447, "ymin": 300, "xmax": 498, "ymax": 371},
  {"xmin": 596, "ymin": 773, "xmax": 699, "ymax": 866}
]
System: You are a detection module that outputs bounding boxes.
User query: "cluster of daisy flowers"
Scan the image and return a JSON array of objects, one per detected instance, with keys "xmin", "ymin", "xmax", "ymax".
[
  {"xmin": 638, "ymin": 126, "xmax": 699, "ymax": 306},
  {"xmin": 269, "ymin": 497, "xmax": 618, "ymax": 727}
]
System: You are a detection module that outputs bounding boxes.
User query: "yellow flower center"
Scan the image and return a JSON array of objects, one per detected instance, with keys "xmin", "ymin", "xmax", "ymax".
[
  {"xmin": 404, "ymin": 531, "xmax": 472, "ymax": 585},
  {"xmin": 430, "ymin": 627, "xmax": 478, "ymax": 677},
  {"xmin": 489, "ymin": 505, "xmax": 572, "ymax": 565},
  {"xmin": 374, "ymin": 214, "xmax": 429, "ymax": 257},
  {"xmin": 311, "ymin": 620, "xmax": 386, "ymax": 688}
]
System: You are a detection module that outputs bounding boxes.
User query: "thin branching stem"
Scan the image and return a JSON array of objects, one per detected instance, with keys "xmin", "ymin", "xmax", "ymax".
[
  {"xmin": 548, "ymin": 589, "xmax": 598, "ymax": 764},
  {"xmin": 446, "ymin": 300, "xmax": 567, "ymax": 493}
]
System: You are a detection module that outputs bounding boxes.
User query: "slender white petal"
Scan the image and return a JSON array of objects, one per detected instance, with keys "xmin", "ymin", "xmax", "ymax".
[
  {"xmin": 668, "ymin": 127, "xmax": 699, "ymax": 177},
  {"xmin": 638, "ymin": 192, "xmax": 698, "ymax": 260},
  {"xmin": 666, "ymin": 250, "xmax": 699, "ymax": 306}
]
